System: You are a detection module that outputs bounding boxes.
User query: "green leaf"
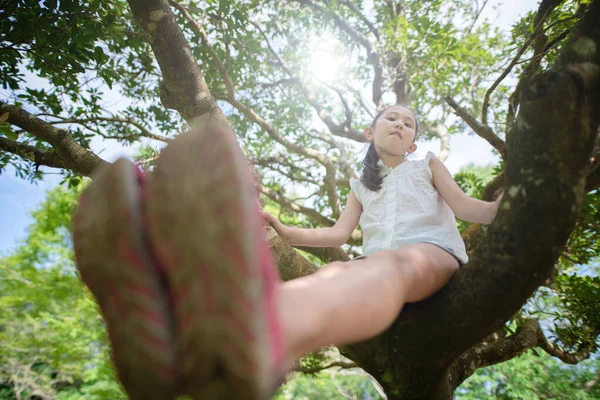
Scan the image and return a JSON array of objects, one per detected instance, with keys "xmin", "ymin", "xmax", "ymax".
[{"xmin": 0, "ymin": 124, "xmax": 18, "ymax": 140}]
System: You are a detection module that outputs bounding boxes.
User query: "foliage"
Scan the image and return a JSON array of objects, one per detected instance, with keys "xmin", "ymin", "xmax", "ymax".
[
  {"xmin": 454, "ymin": 163, "xmax": 496, "ymax": 232},
  {"xmin": 274, "ymin": 371, "xmax": 382, "ymax": 400},
  {"xmin": 0, "ymin": 182, "xmax": 127, "ymax": 399},
  {"xmin": 554, "ymin": 273, "xmax": 600, "ymax": 351},
  {"xmin": 459, "ymin": 350, "xmax": 600, "ymax": 399}
]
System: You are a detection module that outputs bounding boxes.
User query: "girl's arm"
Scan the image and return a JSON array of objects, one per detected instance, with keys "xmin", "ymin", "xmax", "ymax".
[
  {"xmin": 260, "ymin": 191, "xmax": 363, "ymax": 247},
  {"xmin": 429, "ymin": 157, "xmax": 502, "ymax": 224}
]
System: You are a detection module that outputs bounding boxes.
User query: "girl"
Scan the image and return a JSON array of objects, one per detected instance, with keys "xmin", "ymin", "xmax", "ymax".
[{"xmin": 72, "ymin": 105, "xmax": 501, "ymax": 400}]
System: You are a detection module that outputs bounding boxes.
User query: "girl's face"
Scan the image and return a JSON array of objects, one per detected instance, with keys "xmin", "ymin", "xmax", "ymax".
[{"xmin": 364, "ymin": 105, "xmax": 417, "ymax": 158}]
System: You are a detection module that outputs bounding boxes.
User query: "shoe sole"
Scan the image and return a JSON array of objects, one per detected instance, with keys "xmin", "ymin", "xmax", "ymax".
[
  {"xmin": 72, "ymin": 159, "xmax": 178, "ymax": 400},
  {"xmin": 145, "ymin": 125, "xmax": 282, "ymax": 399}
]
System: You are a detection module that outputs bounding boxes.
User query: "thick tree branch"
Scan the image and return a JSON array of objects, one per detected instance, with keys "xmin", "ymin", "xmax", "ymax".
[
  {"xmin": 388, "ymin": 53, "xmax": 410, "ymax": 105},
  {"xmin": 506, "ymin": 13, "xmax": 581, "ymax": 133},
  {"xmin": 448, "ymin": 319, "xmax": 539, "ymax": 388},
  {"xmin": 0, "ymin": 101, "xmax": 107, "ymax": 176},
  {"xmin": 265, "ymin": 227, "xmax": 319, "ymax": 281},
  {"xmin": 127, "ymin": 0, "xmax": 225, "ymax": 123},
  {"xmin": 295, "ymin": 246, "xmax": 351, "ymax": 264},
  {"xmin": 448, "ymin": 319, "xmax": 595, "ymax": 388},
  {"xmin": 444, "ymin": 96, "xmax": 507, "ymax": 157}
]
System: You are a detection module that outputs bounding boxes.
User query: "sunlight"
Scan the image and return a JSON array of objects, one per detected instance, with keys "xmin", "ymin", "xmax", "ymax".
[{"xmin": 307, "ymin": 37, "xmax": 342, "ymax": 83}]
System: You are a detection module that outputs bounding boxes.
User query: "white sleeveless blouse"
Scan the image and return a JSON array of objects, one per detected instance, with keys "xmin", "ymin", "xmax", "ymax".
[{"xmin": 349, "ymin": 152, "xmax": 468, "ymax": 264}]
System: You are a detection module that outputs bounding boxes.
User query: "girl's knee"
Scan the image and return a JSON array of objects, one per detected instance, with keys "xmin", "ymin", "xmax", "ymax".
[{"xmin": 317, "ymin": 260, "xmax": 352, "ymax": 279}]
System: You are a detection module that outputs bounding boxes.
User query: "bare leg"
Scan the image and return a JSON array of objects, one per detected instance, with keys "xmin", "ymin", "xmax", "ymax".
[{"xmin": 278, "ymin": 243, "xmax": 459, "ymax": 361}]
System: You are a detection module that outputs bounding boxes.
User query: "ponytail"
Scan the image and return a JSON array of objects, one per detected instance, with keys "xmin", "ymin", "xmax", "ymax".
[{"xmin": 360, "ymin": 142, "xmax": 383, "ymax": 191}]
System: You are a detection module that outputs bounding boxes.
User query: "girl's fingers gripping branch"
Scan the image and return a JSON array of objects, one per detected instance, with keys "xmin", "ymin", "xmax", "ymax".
[{"xmin": 259, "ymin": 210, "xmax": 288, "ymax": 238}]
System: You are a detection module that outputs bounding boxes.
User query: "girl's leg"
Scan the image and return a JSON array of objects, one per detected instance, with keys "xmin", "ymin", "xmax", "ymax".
[{"xmin": 278, "ymin": 244, "xmax": 459, "ymax": 361}]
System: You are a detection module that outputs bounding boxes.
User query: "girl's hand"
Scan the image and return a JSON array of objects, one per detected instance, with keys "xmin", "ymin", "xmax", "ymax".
[
  {"xmin": 491, "ymin": 191, "xmax": 504, "ymax": 221},
  {"xmin": 259, "ymin": 209, "xmax": 289, "ymax": 239},
  {"xmin": 495, "ymin": 191, "xmax": 504, "ymax": 207}
]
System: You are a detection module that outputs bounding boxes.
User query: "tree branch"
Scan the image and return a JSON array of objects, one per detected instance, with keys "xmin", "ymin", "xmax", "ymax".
[
  {"xmin": 482, "ymin": 0, "xmax": 565, "ymax": 126},
  {"xmin": 252, "ymin": 20, "xmax": 366, "ymax": 143},
  {"xmin": 421, "ymin": 121, "xmax": 451, "ymax": 162},
  {"xmin": 303, "ymin": 128, "xmax": 358, "ymax": 181},
  {"xmin": 465, "ymin": 0, "xmax": 491, "ymax": 35},
  {"xmin": 259, "ymin": 185, "xmax": 335, "ymax": 227},
  {"xmin": 0, "ymin": 137, "xmax": 67, "ymax": 170},
  {"xmin": 252, "ymin": 159, "xmax": 321, "ymax": 187},
  {"xmin": 339, "ymin": 0, "xmax": 380, "ymax": 40},
  {"xmin": 289, "ymin": 0, "xmax": 384, "ymax": 107},
  {"xmin": 506, "ymin": 6, "xmax": 578, "ymax": 134},
  {"xmin": 127, "ymin": 0, "xmax": 225, "ymax": 123},
  {"xmin": 295, "ymin": 245, "xmax": 351, "ymax": 264},
  {"xmin": 264, "ymin": 227, "xmax": 319, "ymax": 281},
  {"xmin": 0, "ymin": 101, "xmax": 107, "ymax": 176},
  {"xmin": 536, "ymin": 328, "xmax": 596, "ymax": 365},
  {"xmin": 448, "ymin": 318, "xmax": 595, "ymax": 389},
  {"xmin": 256, "ymin": 78, "xmax": 300, "ymax": 89},
  {"xmin": 444, "ymin": 96, "xmax": 507, "ymax": 157},
  {"xmin": 295, "ymin": 360, "xmax": 358, "ymax": 374},
  {"xmin": 39, "ymin": 115, "xmax": 172, "ymax": 143}
]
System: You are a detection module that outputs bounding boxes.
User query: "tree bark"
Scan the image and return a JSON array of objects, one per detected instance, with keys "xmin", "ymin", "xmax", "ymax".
[{"xmin": 127, "ymin": 0, "xmax": 225, "ymax": 123}]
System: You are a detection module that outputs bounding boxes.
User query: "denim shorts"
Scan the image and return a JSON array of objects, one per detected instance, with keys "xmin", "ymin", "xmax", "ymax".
[{"xmin": 351, "ymin": 242, "xmax": 465, "ymax": 266}]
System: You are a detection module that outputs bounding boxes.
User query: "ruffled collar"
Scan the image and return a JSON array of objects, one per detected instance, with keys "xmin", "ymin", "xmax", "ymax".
[
  {"xmin": 377, "ymin": 159, "xmax": 392, "ymax": 178},
  {"xmin": 377, "ymin": 159, "xmax": 408, "ymax": 178}
]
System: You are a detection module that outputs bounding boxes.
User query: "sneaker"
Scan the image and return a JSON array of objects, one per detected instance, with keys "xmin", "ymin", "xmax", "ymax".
[
  {"xmin": 145, "ymin": 123, "xmax": 285, "ymax": 399},
  {"xmin": 72, "ymin": 159, "xmax": 178, "ymax": 399}
]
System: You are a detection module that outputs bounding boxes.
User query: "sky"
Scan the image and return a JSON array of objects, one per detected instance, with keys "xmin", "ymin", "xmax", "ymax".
[{"xmin": 0, "ymin": 0, "xmax": 540, "ymax": 255}]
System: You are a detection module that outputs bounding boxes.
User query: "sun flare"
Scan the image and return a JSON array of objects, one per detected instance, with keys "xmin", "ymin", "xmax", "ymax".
[{"xmin": 307, "ymin": 38, "xmax": 342, "ymax": 82}]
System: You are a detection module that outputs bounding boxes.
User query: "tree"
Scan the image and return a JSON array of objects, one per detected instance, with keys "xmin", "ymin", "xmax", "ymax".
[
  {"xmin": 1, "ymin": 0, "xmax": 599, "ymax": 398},
  {"xmin": 0, "ymin": 184, "xmax": 127, "ymax": 400}
]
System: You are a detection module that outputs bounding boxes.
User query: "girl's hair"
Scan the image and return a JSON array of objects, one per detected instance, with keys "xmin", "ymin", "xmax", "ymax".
[{"xmin": 360, "ymin": 105, "xmax": 419, "ymax": 191}]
